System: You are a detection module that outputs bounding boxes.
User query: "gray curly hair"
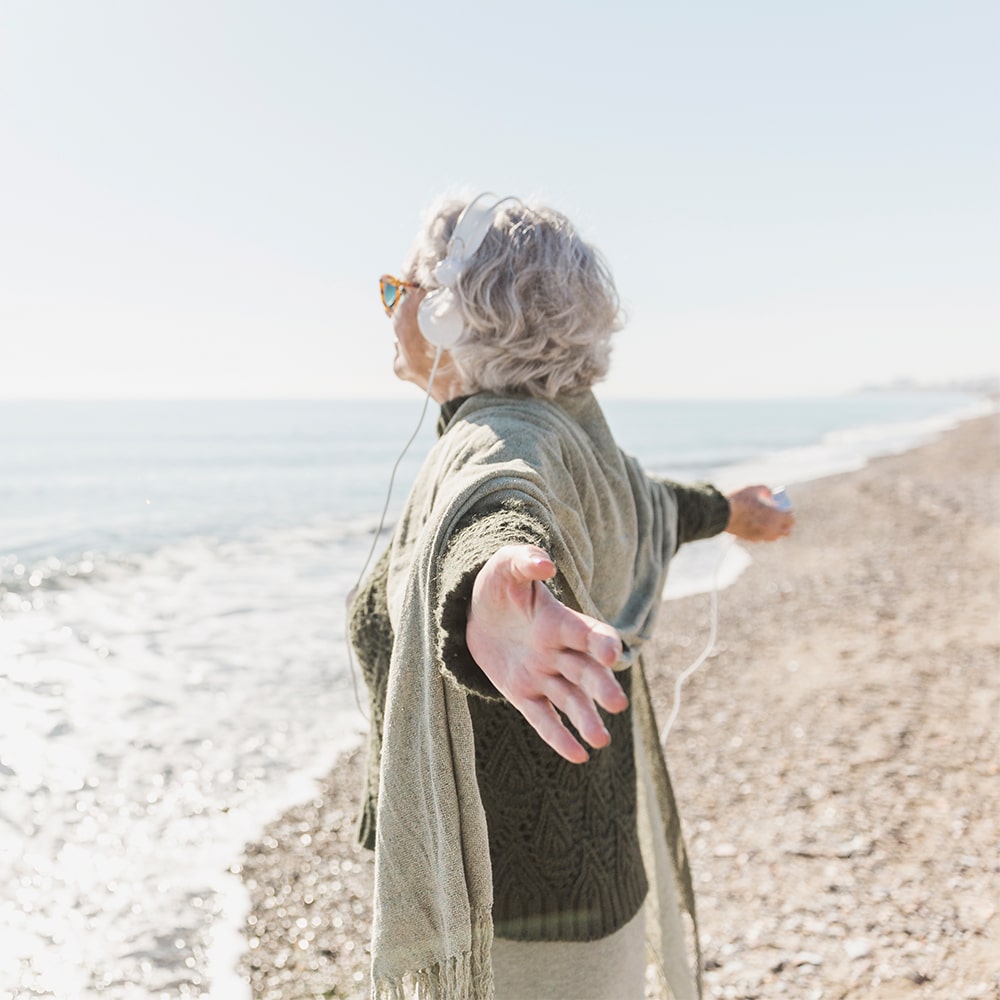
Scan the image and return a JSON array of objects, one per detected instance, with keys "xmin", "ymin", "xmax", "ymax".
[{"xmin": 403, "ymin": 194, "xmax": 622, "ymax": 399}]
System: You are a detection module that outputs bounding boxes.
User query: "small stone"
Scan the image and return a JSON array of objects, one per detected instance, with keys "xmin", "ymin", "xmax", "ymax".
[
  {"xmin": 835, "ymin": 836, "xmax": 872, "ymax": 858},
  {"xmin": 844, "ymin": 937, "xmax": 873, "ymax": 960},
  {"xmin": 794, "ymin": 951, "xmax": 824, "ymax": 967}
]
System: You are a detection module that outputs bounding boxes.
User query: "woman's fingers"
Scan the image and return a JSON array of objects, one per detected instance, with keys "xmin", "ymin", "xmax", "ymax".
[
  {"xmin": 534, "ymin": 578, "xmax": 623, "ymax": 665},
  {"xmin": 539, "ymin": 674, "xmax": 612, "ymax": 749},
  {"xmin": 507, "ymin": 544, "xmax": 557, "ymax": 584},
  {"xmin": 516, "ymin": 669, "xmax": 618, "ymax": 764},
  {"xmin": 517, "ymin": 696, "xmax": 590, "ymax": 764},
  {"xmin": 552, "ymin": 648, "xmax": 629, "ymax": 714}
]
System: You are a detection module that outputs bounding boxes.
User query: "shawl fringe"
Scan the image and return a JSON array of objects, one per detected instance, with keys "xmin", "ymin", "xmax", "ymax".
[{"xmin": 372, "ymin": 908, "xmax": 494, "ymax": 1000}]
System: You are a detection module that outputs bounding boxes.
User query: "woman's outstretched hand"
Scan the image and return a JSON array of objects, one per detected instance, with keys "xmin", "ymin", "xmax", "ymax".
[
  {"xmin": 726, "ymin": 485, "xmax": 796, "ymax": 541},
  {"xmin": 466, "ymin": 544, "xmax": 625, "ymax": 764}
]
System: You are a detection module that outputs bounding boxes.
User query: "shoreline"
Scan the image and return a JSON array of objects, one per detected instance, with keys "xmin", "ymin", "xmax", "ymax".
[{"xmin": 235, "ymin": 410, "xmax": 999, "ymax": 999}]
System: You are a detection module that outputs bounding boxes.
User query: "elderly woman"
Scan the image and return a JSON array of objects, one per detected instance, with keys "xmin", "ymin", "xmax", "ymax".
[{"xmin": 349, "ymin": 193, "xmax": 792, "ymax": 1000}]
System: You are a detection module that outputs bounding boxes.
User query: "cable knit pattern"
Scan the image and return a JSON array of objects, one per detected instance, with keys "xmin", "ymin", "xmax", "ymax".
[{"xmin": 467, "ymin": 668, "xmax": 646, "ymax": 941}]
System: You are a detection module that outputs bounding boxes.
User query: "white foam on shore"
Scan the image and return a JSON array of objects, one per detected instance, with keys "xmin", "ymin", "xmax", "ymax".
[
  {"xmin": 0, "ymin": 525, "xmax": 369, "ymax": 998},
  {"xmin": 201, "ymin": 728, "xmax": 365, "ymax": 999},
  {"xmin": 663, "ymin": 535, "xmax": 752, "ymax": 601}
]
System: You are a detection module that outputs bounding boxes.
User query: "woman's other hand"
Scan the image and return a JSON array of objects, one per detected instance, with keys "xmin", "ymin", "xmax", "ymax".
[
  {"xmin": 466, "ymin": 544, "xmax": 626, "ymax": 764},
  {"xmin": 726, "ymin": 485, "xmax": 796, "ymax": 541}
]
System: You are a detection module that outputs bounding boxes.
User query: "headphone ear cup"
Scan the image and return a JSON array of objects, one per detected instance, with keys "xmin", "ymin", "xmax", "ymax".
[
  {"xmin": 417, "ymin": 288, "xmax": 466, "ymax": 348},
  {"xmin": 432, "ymin": 255, "xmax": 463, "ymax": 288}
]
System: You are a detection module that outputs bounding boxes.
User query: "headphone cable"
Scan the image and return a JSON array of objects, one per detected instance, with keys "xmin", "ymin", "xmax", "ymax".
[
  {"xmin": 661, "ymin": 535, "xmax": 735, "ymax": 747},
  {"xmin": 344, "ymin": 348, "xmax": 444, "ymax": 722}
]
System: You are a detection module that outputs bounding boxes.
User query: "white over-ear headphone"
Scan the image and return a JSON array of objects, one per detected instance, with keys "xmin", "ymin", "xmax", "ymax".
[{"xmin": 417, "ymin": 192, "xmax": 521, "ymax": 349}]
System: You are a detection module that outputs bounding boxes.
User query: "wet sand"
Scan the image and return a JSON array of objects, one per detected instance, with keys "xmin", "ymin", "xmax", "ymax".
[{"xmin": 237, "ymin": 409, "xmax": 999, "ymax": 999}]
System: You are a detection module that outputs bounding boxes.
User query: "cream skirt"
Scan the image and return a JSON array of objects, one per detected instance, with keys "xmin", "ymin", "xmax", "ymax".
[{"xmin": 490, "ymin": 903, "xmax": 646, "ymax": 1000}]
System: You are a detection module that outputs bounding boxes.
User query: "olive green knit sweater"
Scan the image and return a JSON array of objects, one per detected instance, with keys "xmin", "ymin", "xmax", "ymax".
[{"xmin": 348, "ymin": 397, "xmax": 730, "ymax": 943}]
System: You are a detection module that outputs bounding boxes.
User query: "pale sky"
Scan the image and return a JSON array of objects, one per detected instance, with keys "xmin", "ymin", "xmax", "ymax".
[{"xmin": 2, "ymin": 1, "xmax": 997, "ymax": 400}]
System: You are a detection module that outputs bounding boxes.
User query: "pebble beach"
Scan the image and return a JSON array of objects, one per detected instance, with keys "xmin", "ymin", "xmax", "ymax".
[{"xmin": 236, "ymin": 409, "xmax": 999, "ymax": 1000}]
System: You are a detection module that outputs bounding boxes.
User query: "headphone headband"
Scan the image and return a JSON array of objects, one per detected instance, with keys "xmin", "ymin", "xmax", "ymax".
[{"xmin": 436, "ymin": 193, "xmax": 519, "ymax": 284}]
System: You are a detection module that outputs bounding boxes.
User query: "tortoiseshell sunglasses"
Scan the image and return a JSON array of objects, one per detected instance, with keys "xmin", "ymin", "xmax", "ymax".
[{"xmin": 379, "ymin": 274, "xmax": 420, "ymax": 316}]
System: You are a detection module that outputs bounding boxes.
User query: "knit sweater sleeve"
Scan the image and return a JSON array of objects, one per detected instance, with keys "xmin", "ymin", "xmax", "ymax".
[
  {"xmin": 436, "ymin": 501, "xmax": 553, "ymax": 701},
  {"xmin": 658, "ymin": 479, "xmax": 731, "ymax": 549}
]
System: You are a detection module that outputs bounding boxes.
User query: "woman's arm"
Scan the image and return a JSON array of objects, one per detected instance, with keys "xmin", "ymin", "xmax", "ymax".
[
  {"xmin": 465, "ymin": 484, "xmax": 794, "ymax": 764},
  {"xmin": 660, "ymin": 479, "xmax": 794, "ymax": 546},
  {"xmin": 669, "ymin": 481, "xmax": 732, "ymax": 546}
]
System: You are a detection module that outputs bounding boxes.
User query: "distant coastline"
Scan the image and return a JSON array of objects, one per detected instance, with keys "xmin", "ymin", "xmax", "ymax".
[{"xmin": 858, "ymin": 375, "xmax": 999, "ymax": 396}]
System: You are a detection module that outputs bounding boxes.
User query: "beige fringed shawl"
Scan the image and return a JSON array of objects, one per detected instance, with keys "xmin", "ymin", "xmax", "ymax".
[{"xmin": 373, "ymin": 391, "xmax": 701, "ymax": 999}]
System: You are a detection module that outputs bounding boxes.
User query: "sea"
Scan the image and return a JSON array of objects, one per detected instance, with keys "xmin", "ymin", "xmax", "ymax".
[{"xmin": 0, "ymin": 389, "xmax": 992, "ymax": 999}]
